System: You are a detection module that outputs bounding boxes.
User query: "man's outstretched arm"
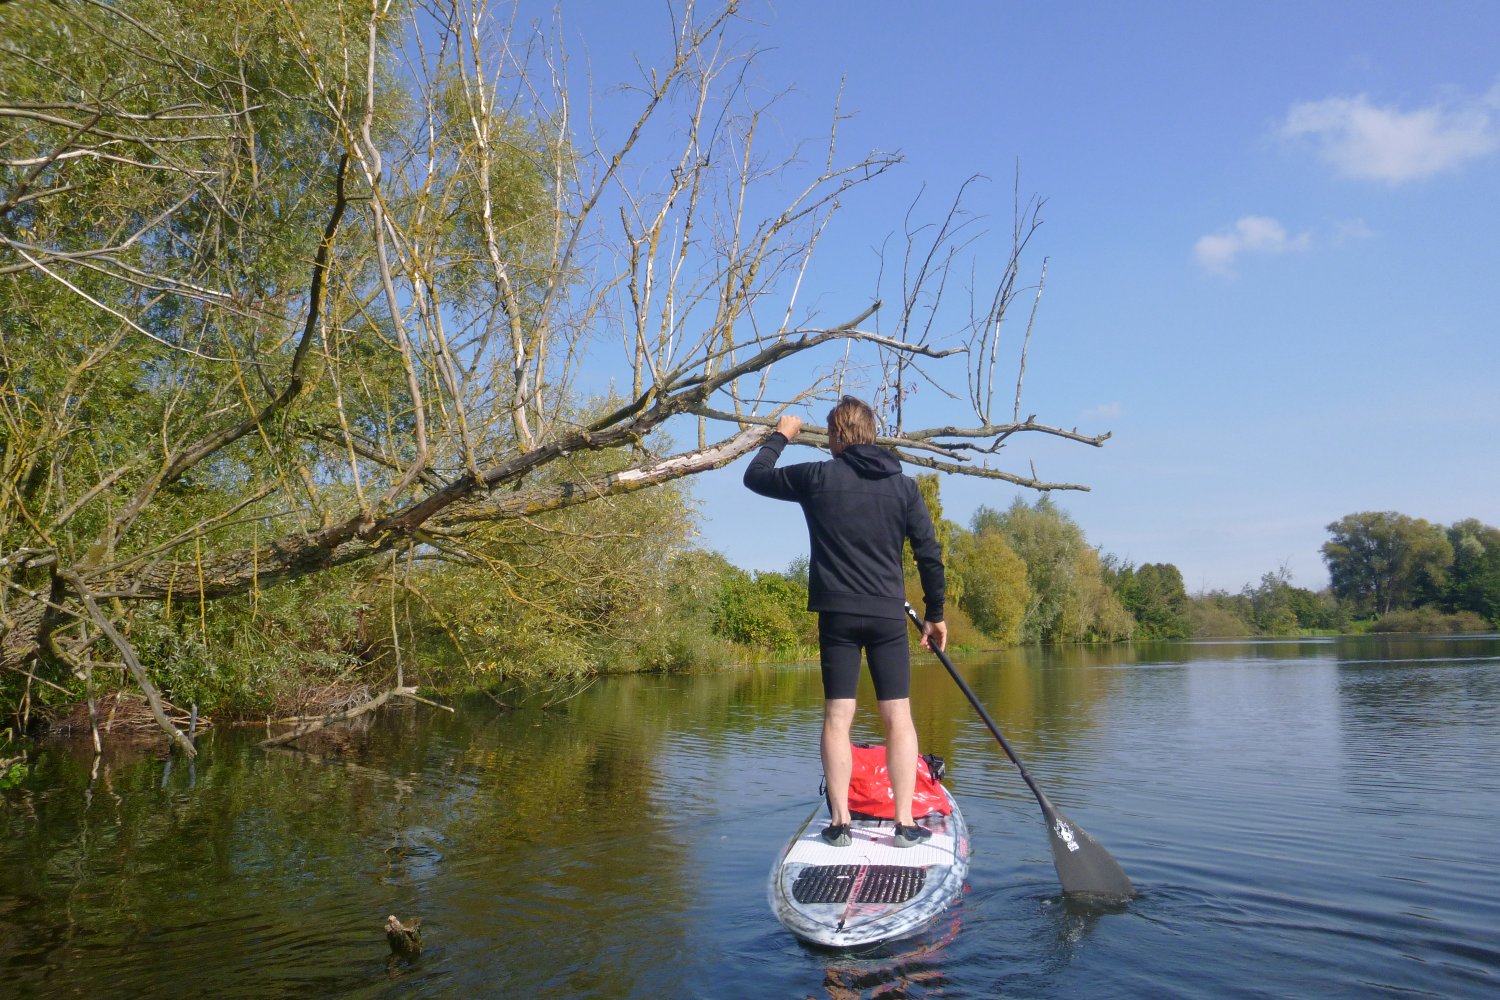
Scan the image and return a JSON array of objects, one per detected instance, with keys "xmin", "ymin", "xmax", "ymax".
[{"xmin": 742, "ymin": 415, "xmax": 806, "ymax": 500}]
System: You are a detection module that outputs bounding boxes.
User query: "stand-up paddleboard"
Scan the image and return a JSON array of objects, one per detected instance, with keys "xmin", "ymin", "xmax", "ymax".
[{"xmin": 769, "ymin": 783, "xmax": 970, "ymax": 948}]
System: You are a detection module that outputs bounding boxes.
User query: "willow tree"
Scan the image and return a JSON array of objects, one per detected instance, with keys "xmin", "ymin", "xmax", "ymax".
[
  {"xmin": 0, "ymin": 0, "xmax": 1109, "ymax": 754},
  {"xmin": 1322, "ymin": 512, "xmax": 1454, "ymax": 617}
]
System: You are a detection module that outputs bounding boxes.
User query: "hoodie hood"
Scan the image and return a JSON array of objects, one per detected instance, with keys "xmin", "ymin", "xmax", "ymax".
[{"xmin": 838, "ymin": 443, "xmax": 902, "ymax": 479}]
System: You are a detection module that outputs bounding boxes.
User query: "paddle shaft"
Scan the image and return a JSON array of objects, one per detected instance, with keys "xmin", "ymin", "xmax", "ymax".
[{"xmin": 903, "ymin": 606, "xmax": 1047, "ymax": 805}]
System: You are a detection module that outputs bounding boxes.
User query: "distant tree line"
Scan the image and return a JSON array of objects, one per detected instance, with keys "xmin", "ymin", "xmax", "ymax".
[
  {"xmin": 1188, "ymin": 512, "xmax": 1497, "ymax": 638},
  {"xmin": 701, "ymin": 491, "xmax": 1500, "ymax": 656}
]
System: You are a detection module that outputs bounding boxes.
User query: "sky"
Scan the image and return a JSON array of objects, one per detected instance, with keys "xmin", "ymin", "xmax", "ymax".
[{"xmin": 555, "ymin": 0, "xmax": 1500, "ymax": 593}]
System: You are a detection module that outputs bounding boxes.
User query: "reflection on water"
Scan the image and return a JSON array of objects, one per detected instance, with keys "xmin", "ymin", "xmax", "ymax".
[
  {"xmin": 813, "ymin": 912, "xmax": 961, "ymax": 999},
  {"xmin": 1, "ymin": 636, "xmax": 1498, "ymax": 998}
]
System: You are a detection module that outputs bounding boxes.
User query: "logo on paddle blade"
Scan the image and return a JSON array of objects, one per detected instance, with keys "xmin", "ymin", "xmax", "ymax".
[{"xmin": 1054, "ymin": 819, "xmax": 1080, "ymax": 852}]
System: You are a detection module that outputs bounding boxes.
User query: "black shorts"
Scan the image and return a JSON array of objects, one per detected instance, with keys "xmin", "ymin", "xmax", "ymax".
[{"xmin": 818, "ymin": 612, "xmax": 911, "ymax": 701}]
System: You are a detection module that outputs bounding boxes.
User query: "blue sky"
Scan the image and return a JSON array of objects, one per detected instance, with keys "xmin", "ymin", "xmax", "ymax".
[{"xmin": 563, "ymin": 1, "xmax": 1500, "ymax": 593}]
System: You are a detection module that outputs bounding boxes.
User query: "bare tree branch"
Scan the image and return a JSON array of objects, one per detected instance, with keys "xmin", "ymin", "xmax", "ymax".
[{"xmin": 59, "ymin": 569, "xmax": 195, "ymax": 757}]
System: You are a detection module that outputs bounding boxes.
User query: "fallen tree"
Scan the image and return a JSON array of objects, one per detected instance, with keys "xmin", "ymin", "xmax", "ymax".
[{"xmin": 1, "ymin": 0, "xmax": 1107, "ymax": 752}]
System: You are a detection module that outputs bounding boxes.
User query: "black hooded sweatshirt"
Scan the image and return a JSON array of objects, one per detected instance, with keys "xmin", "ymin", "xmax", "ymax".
[{"xmin": 743, "ymin": 432, "xmax": 945, "ymax": 623}]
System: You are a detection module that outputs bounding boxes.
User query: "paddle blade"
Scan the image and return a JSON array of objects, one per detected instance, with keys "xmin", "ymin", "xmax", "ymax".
[{"xmin": 1040, "ymin": 797, "xmax": 1134, "ymax": 900}]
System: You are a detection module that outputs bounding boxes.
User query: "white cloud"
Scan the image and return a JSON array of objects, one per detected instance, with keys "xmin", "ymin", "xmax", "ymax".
[
  {"xmin": 1193, "ymin": 216, "xmax": 1311, "ymax": 274},
  {"xmin": 1331, "ymin": 218, "xmax": 1376, "ymax": 245},
  {"xmin": 1279, "ymin": 86, "xmax": 1500, "ymax": 183},
  {"xmin": 1081, "ymin": 401, "xmax": 1122, "ymax": 422}
]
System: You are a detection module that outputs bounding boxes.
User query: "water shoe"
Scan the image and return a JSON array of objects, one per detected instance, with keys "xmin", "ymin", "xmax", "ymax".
[{"xmin": 892, "ymin": 822, "xmax": 932, "ymax": 848}]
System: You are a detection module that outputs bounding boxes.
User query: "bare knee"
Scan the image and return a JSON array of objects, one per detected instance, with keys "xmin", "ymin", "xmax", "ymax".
[
  {"xmin": 824, "ymin": 699, "xmax": 856, "ymax": 732},
  {"xmin": 877, "ymin": 697, "xmax": 916, "ymax": 738}
]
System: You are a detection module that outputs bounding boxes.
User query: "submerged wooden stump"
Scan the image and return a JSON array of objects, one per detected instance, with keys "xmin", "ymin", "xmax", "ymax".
[{"xmin": 385, "ymin": 914, "xmax": 422, "ymax": 960}]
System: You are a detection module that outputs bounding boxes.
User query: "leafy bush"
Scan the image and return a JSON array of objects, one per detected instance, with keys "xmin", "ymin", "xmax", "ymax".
[
  {"xmin": 1187, "ymin": 593, "xmax": 1255, "ymax": 637},
  {"xmin": 125, "ymin": 572, "xmax": 368, "ymax": 716},
  {"xmin": 0, "ymin": 759, "xmax": 26, "ymax": 790},
  {"xmin": 0, "ymin": 729, "xmax": 26, "ymax": 790},
  {"xmin": 710, "ymin": 566, "xmax": 818, "ymax": 656},
  {"xmin": 1369, "ymin": 608, "xmax": 1493, "ymax": 634}
]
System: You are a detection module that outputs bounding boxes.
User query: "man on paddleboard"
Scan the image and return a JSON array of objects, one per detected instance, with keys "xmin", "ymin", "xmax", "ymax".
[{"xmin": 743, "ymin": 395, "xmax": 948, "ymax": 848}]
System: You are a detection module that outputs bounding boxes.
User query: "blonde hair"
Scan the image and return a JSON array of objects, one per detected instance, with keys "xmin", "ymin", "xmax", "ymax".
[{"xmin": 827, "ymin": 395, "xmax": 877, "ymax": 448}]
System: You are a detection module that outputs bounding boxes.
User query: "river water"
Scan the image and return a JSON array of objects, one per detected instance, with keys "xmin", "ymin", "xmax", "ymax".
[{"xmin": 2, "ymin": 634, "xmax": 1498, "ymax": 998}]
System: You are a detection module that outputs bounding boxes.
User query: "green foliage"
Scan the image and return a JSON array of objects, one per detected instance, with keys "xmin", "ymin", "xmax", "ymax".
[
  {"xmin": 0, "ymin": 0, "xmax": 406, "ymax": 708},
  {"xmin": 392, "ymin": 429, "xmax": 702, "ymax": 686},
  {"xmin": 951, "ymin": 529, "xmax": 1030, "ymax": 643},
  {"xmin": 1184, "ymin": 572, "xmax": 1344, "ymax": 638},
  {"xmin": 1, "ymin": 0, "xmax": 381, "ymax": 397},
  {"xmin": 710, "ymin": 564, "xmax": 818, "ymax": 657},
  {"xmin": 974, "ymin": 498, "xmax": 1064, "ymax": 642},
  {"xmin": 1113, "ymin": 562, "xmax": 1191, "ymax": 639},
  {"xmin": 0, "ymin": 761, "xmax": 25, "ymax": 790},
  {"xmin": 1243, "ymin": 570, "xmax": 1301, "ymax": 636},
  {"xmin": 913, "ymin": 475, "xmax": 950, "ymax": 548},
  {"xmin": 616, "ymin": 555, "xmax": 744, "ymax": 673},
  {"xmin": 1446, "ymin": 519, "xmax": 1500, "ymax": 625},
  {"xmin": 433, "ymin": 68, "xmax": 572, "ymax": 305},
  {"xmin": 898, "ymin": 575, "xmax": 983, "ymax": 649},
  {"xmin": 0, "ymin": 728, "xmax": 25, "ymax": 790},
  {"xmin": 972, "ymin": 497, "xmax": 1133, "ymax": 643},
  {"xmin": 1322, "ymin": 512, "xmax": 1454, "ymax": 616},
  {"xmin": 126, "ymin": 574, "xmax": 368, "ymax": 716},
  {"xmin": 910, "ymin": 473, "xmax": 964, "ymax": 606},
  {"xmin": 1062, "ymin": 545, "xmax": 1135, "ymax": 641},
  {"xmin": 1177, "ymin": 512, "xmax": 1498, "ymax": 640},
  {"xmin": 1284, "ymin": 585, "xmax": 1347, "ymax": 632},
  {"xmin": 1186, "ymin": 591, "xmax": 1255, "ymax": 637},
  {"xmin": 695, "ymin": 507, "xmax": 1496, "ymax": 651},
  {"xmin": 1369, "ymin": 607, "xmax": 1493, "ymax": 634}
]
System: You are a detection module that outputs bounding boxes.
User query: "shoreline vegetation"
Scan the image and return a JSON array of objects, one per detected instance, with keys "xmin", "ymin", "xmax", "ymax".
[{"xmin": 11, "ymin": 495, "xmax": 1497, "ymax": 759}]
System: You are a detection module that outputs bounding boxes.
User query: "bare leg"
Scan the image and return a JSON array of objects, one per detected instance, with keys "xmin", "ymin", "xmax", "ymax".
[
  {"xmin": 879, "ymin": 697, "xmax": 919, "ymax": 826},
  {"xmin": 822, "ymin": 698, "xmax": 857, "ymax": 825}
]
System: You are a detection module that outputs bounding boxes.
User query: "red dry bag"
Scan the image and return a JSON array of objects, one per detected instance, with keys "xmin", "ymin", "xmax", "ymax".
[{"xmin": 844, "ymin": 742, "xmax": 952, "ymax": 820}]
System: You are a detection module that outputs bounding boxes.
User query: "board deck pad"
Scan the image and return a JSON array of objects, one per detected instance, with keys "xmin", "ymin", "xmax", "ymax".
[
  {"xmin": 769, "ymin": 786, "xmax": 970, "ymax": 948},
  {"xmin": 792, "ymin": 865, "xmax": 926, "ymax": 905}
]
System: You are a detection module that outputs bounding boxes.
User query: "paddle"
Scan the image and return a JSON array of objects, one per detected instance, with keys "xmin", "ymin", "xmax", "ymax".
[{"xmin": 904, "ymin": 604, "xmax": 1134, "ymax": 901}]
